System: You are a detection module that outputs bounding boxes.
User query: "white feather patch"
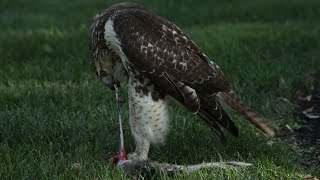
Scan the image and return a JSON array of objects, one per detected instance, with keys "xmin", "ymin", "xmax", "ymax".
[
  {"xmin": 128, "ymin": 80, "xmax": 170, "ymax": 145},
  {"xmin": 104, "ymin": 19, "xmax": 131, "ymax": 67}
]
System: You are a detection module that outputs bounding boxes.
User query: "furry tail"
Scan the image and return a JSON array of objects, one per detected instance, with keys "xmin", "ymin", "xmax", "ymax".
[{"xmin": 218, "ymin": 90, "xmax": 275, "ymax": 137}]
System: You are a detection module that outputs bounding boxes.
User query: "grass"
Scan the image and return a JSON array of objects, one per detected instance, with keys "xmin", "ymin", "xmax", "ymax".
[{"xmin": 0, "ymin": 0, "xmax": 319, "ymax": 179}]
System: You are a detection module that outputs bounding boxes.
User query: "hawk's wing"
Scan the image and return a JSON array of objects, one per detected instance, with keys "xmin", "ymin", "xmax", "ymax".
[
  {"xmin": 112, "ymin": 9, "xmax": 238, "ymax": 144},
  {"xmin": 113, "ymin": 9, "xmax": 229, "ymax": 92}
]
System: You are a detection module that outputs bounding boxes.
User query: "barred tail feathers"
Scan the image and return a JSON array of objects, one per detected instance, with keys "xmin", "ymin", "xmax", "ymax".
[{"xmin": 217, "ymin": 90, "xmax": 275, "ymax": 137}]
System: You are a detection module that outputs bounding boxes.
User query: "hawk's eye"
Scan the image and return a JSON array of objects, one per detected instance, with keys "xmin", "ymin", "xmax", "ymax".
[{"xmin": 100, "ymin": 70, "xmax": 108, "ymax": 77}]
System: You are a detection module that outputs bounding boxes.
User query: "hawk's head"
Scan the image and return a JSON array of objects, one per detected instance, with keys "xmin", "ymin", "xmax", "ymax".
[
  {"xmin": 90, "ymin": 2, "xmax": 145, "ymax": 91},
  {"xmin": 94, "ymin": 56, "xmax": 122, "ymax": 90}
]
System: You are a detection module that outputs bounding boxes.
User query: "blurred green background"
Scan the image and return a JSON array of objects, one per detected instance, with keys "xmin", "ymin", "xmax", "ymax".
[{"xmin": 0, "ymin": 0, "xmax": 319, "ymax": 179}]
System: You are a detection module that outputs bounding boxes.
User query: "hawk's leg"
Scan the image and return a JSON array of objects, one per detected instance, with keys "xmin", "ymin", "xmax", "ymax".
[
  {"xmin": 128, "ymin": 100, "xmax": 150, "ymax": 161},
  {"xmin": 127, "ymin": 78, "xmax": 170, "ymax": 161},
  {"xmin": 127, "ymin": 127, "xmax": 150, "ymax": 161}
]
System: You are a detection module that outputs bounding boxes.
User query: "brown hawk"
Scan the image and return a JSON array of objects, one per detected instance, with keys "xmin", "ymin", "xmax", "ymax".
[{"xmin": 90, "ymin": 2, "xmax": 274, "ymax": 162}]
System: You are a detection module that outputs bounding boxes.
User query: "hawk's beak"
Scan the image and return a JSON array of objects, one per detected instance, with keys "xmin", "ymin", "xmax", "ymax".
[
  {"xmin": 106, "ymin": 80, "xmax": 120, "ymax": 91},
  {"xmin": 113, "ymin": 80, "xmax": 121, "ymax": 89},
  {"xmin": 108, "ymin": 84, "xmax": 115, "ymax": 90}
]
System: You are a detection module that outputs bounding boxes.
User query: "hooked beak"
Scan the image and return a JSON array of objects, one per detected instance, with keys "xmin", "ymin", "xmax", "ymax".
[
  {"xmin": 107, "ymin": 84, "xmax": 115, "ymax": 90},
  {"xmin": 106, "ymin": 79, "xmax": 120, "ymax": 90}
]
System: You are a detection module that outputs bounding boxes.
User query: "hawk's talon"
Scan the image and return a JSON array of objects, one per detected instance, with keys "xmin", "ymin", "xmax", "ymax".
[{"xmin": 127, "ymin": 152, "xmax": 149, "ymax": 162}]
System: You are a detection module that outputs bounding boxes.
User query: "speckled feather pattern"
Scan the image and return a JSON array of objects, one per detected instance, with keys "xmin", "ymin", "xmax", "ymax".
[
  {"xmin": 128, "ymin": 78, "xmax": 169, "ymax": 144},
  {"xmin": 90, "ymin": 3, "xmax": 236, "ymax": 145},
  {"xmin": 89, "ymin": 3, "xmax": 274, "ymax": 148}
]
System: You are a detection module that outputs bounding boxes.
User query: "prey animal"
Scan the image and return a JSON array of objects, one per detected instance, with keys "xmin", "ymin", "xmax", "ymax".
[{"xmin": 89, "ymin": 2, "xmax": 275, "ymax": 170}]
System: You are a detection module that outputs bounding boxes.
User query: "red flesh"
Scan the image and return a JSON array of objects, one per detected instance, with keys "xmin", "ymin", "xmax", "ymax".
[{"xmin": 112, "ymin": 147, "xmax": 128, "ymax": 164}]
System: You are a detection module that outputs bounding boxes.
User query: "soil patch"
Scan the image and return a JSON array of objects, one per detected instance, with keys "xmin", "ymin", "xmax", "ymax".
[{"xmin": 277, "ymin": 72, "xmax": 320, "ymax": 173}]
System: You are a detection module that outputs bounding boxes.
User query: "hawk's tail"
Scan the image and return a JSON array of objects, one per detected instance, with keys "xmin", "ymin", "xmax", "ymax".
[{"xmin": 217, "ymin": 90, "xmax": 275, "ymax": 137}]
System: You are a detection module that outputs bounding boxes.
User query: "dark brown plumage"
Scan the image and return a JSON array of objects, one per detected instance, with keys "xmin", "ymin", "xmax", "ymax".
[{"xmin": 90, "ymin": 2, "xmax": 274, "ymax": 161}]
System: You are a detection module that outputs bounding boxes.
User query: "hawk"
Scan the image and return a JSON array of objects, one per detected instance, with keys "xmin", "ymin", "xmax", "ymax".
[{"xmin": 90, "ymin": 2, "xmax": 274, "ymax": 162}]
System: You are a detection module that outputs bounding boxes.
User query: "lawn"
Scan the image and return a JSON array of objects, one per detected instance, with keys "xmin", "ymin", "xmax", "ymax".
[{"xmin": 0, "ymin": 0, "xmax": 319, "ymax": 179}]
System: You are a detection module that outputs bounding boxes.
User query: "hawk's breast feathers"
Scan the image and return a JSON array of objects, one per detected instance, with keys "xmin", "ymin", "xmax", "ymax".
[{"xmin": 90, "ymin": 3, "xmax": 274, "ymax": 145}]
